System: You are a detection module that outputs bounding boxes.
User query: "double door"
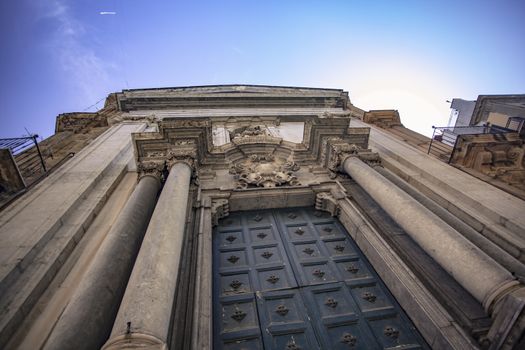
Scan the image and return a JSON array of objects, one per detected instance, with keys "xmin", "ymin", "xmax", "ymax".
[{"xmin": 213, "ymin": 207, "xmax": 427, "ymax": 349}]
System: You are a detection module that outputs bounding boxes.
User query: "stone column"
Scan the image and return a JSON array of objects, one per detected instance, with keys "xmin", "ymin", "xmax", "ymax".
[
  {"xmin": 103, "ymin": 160, "xmax": 193, "ymax": 350},
  {"xmin": 43, "ymin": 163, "xmax": 162, "ymax": 350},
  {"xmin": 373, "ymin": 165, "xmax": 525, "ymax": 280},
  {"xmin": 343, "ymin": 156, "xmax": 519, "ymax": 313}
]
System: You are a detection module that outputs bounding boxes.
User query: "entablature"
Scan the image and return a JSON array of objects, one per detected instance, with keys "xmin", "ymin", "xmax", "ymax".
[{"xmin": 132, "ymin": 115, "xmax": 374, "ymax": 189}]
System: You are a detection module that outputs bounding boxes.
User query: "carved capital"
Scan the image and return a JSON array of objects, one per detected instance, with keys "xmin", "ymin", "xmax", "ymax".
[
  {"xmin": 211, "ymin": 199, "xmax": 230, "ymax": 226},
  {"xmin": 315, "ymin": 192, "xmax": 340, "ymax": 216},
  {"xmin": 322, "ymin": 138, "xmax": 381, "ymax": 175},
  {"xmin": 137, "ymin": 161, "xmax": 164, "ymax": 181},
  {"xmin": 166, "ymin": 148, "xmax": 197, "ymax": 171}
]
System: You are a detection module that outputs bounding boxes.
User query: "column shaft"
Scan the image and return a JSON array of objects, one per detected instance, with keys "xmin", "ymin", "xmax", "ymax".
[
  {"xmin": 44, "ymin": 175, "xmax": 161, "ymax": 350},
  {"xmin": 103, "ymin": 162, "xmax": 192, "ymax": 349},
  {"xmin": 343, "ymin": 156, "xmax": 516, "ymax": 311},
  {"xmin": 374, "ymin": 166, "xmax": 525, "ymax": 279}
]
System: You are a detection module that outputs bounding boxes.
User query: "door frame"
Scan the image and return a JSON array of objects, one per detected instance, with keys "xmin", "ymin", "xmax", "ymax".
[{"xmin": 191, "ymin": 184, "xmax": 476, "ymax": 349}]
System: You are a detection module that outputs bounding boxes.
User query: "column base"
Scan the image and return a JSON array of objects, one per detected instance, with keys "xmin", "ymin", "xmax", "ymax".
[
  {"xmin": 102, "ymin": 333, "xmax": 167, "ymax": 350},
  {"xmin": 484, "ymin": 286, "xmax": 525, "ymax": 350},
  {"xmin": 483, "ymin": 280, "xmax": 520, "ymax": 314}
]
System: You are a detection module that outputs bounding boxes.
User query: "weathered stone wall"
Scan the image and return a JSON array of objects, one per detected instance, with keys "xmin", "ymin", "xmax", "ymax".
[
  {"xmin": 0, "ymin": 149, "xmax": 25, "ymax": 195},
  {"xmin": 0, "ymin": 122, "xmax": 147, "ymax": 349}
]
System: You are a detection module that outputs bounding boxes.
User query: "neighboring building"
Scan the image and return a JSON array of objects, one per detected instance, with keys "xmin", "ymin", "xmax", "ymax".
[
  {"xmin": 423, "ymin": 95, "xmax": 525, "ymax": 200},
  {"xmin": 447, "ymin": 98, "xmax": 476, "ymax": 127},
  {"xmin": 0, "ymin": 85, "xmax": 524, "ymax": 350}
]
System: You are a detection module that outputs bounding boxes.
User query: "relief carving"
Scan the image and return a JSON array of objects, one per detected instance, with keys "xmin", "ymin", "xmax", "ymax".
[
  {"xmin": 315, "ymin": 192, "xmax": 340, "ymax": 216},
  {"xmin": 145, "ymin": 151, "xmax": 166, "ymax": 158},
  {"xmin": 211, "ymin": 199, "xmax": 230, "ymax": 226},
  {"xmin": 231, "ymin": 125, "xmax": 282, "ymax": 145},
  {"xmin": 168, "ymin": 120, "xmax": 210, "ymax": 128},
  {"xmin": 451, "ymin": 134, "xmax": 525, "ymax": 192},
  {"xmin": 229, "ymin": 153, "xmax": 300, "ymax": 190}
]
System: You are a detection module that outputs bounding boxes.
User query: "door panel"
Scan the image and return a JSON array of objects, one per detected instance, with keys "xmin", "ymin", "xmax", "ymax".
[
  {"xmin": 302, "ymin": 282, "xmax": 378, "ymax": 349},
  {"xmin": 213, "ymin": 207, "xmax": 428, "ymax": 349},
  {"xmin": 256, "ymin": 289, "xmax": 320, "ymax": 349},
  {"xmin": 214, "ymin": 293, "xmax": 264, "ymax": 349}
]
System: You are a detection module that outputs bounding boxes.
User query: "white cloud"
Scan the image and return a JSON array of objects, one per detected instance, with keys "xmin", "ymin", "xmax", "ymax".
[{"xmin": 45, "ymin": 0, "xmax": 112, "ymax": 104}]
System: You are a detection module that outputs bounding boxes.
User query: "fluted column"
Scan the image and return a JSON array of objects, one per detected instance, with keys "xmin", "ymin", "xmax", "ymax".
[
  {"xmin": 44, "ymin": 165, "xmax": 162, "ymax": 350},
  {"xmin": 343, "ymin": 156, "xmax": 518, "ymax": 312},
  {"xmin": 103, "ymin": 161, "xmax": 192, "ymax": 350}
]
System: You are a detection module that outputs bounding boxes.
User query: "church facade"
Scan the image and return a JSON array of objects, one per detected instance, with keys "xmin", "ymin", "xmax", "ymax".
[{"xmin": 0, "ymin": 85, "xmax": 524, "ymax": 349}]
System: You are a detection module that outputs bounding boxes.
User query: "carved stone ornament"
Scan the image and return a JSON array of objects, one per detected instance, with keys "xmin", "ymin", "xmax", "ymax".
[
  {"xmin": 323, "ymin": 138, "xmax": 381, "ymax": 176},
  {"xmin": 315, "ymin": 192, "xmax": 340, "ymax": 216},
  {"xmin": 450, "ymin": 134, "xmax": 525, "ymax": 192},
  {"xmin": 229, "ymin": 152, "xmax": 301, "ymax": 190},
  {"xmin": 137, "ymin": 161, "xmax": 164, "ymax": 181},
  {"xmin": 211, "ymin": 199, "xmax": 230, "ymax": 227},
  {"xmin": 231, "ymin": 125, "xmax": 282, "ymax": 145},
  {"xmin": 166, "ymin": 148, "xmax": 197, "ymax": 170}
]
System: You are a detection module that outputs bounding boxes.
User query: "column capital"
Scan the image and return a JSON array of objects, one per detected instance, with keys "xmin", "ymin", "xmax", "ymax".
[
  {"xmin": 137, "ymin": 160, "xmax": 164, "ymax": 182},
  {"xmin": 323, "ymin": 138, "xmax": 381, "ymax": 177},
  {"xmin": 166, "ymin": 148, "xmax": 197, "ymax": 171}
]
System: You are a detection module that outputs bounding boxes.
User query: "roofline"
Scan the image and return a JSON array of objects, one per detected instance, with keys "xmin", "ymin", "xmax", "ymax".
[{"xmin": 120, "ymin": 84, "xmax": 345, "ymax": 93}]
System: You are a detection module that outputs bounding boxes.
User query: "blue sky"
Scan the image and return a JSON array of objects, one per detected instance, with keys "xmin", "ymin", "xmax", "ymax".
[{"xmin": 1, "ymin": 0, "xmax": 524, "ymax": 138}]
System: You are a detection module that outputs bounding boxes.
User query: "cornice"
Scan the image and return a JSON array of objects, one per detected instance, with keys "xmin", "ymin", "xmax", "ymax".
[{"xmin": 116, "ymin": 85, "xmax": 350, "ymax": 112}]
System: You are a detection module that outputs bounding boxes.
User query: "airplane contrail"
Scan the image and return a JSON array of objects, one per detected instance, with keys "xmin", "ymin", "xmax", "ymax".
[{"xmin": 100, "ymin": 12, "xmax": 117, "ymax": 15}]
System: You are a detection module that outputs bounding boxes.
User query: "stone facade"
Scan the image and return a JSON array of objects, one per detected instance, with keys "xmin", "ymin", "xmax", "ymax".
[{"xmin": 1, "ymin": 85, "xmax": 525, "ymax": 349}]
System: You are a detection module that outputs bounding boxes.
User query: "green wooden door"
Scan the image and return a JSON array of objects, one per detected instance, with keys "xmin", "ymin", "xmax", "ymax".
[{"xmin": 213, "ymin": 207, "xmax": 428, "ymax": 349}]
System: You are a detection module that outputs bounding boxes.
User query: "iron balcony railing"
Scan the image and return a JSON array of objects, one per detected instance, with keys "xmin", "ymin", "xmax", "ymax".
[{"xmin": 0, "ymin": 135, "xmax": 47, "ymax": 175}]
